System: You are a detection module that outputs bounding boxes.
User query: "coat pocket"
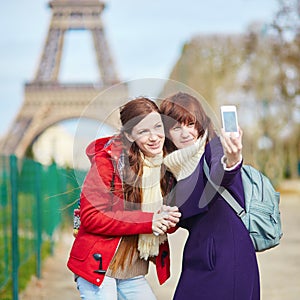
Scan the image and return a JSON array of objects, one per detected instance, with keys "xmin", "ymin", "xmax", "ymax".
[
  {"xmin": 184, "ymin": 235, "xmax": 216, "ymax": 271},
  {"xmin": 70, "ymin": 235, "xmax": 98, "ymax": 261},
  {"xmin": 205, "ymin": 236, "xmax": 216, "ymax": 270}
]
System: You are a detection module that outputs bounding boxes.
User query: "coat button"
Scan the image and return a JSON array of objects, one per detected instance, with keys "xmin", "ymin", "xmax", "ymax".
[{"xmin": 96, "ymin": 278, "xmax": 100, "ymax": 283}]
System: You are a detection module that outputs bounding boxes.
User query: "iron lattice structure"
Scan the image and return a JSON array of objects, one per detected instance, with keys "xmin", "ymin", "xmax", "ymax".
[{"xmin": 1, "ymin": 0, "xmax": 126, "ymax": 157}]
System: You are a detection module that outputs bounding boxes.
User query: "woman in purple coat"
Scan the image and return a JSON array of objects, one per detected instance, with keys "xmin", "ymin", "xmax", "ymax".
[{"xmin": 160, "ymin": 92, "xmax": 260, "ymax": 300}]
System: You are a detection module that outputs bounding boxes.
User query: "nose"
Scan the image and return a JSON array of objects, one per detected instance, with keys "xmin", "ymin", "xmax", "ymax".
[
  {"xmin": 148, "ymin": 131, "xmax": 159, "ymax": 141},
  {"xmin": 181, "ymin": 126, "xmax": 190, "ymax": 137}
]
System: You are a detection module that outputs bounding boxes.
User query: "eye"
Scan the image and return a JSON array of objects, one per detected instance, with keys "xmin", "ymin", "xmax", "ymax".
[
  {"xmin": 138, "ymin": 129, "xmax": 149, "ymax": 135},
  {"xmin": 171, "ymin": 123, "xmax": 181, "ymax": 131},
  {"xmin": 188, "ymin": 122, "xmax": 195, "ymax": 127},
  {"xmin": 155, "ymin": 123, "xmax": 163, "ymax": 129}
]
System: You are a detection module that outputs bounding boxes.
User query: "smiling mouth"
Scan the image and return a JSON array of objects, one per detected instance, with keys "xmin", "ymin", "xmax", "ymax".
[
  {"xmin": 181, "ymin": 139, "xmax": 194, "ymax": 144},
  {"xmin": 148, "ymin": 142, "xmax": 162, "ymax": 149}
]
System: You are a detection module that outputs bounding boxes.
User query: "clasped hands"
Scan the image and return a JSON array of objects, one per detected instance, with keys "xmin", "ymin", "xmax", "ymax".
[{"xmin": 152, "ymin": 205, "xmax": 181, "ymax": 236}]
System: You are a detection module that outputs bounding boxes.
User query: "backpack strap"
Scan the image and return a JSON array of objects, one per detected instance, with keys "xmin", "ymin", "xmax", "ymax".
[
  {"xmin": 203, "ymin": 157, "xmax": 246, "ymax": 218},
  {"xmin": 110, "ymin": 159, "xmax": 116, "ymax": 193}
]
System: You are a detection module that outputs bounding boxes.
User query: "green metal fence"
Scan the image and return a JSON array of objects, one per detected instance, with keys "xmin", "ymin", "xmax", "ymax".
[{"xmin": 0, "ymin": 155, "xmax": 85, "ymax": 300}]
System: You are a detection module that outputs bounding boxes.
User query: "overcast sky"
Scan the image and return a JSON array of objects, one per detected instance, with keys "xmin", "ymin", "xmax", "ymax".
[{"xmin": 0, "ymin": 0, "xmax": 279, "ymax": 139}]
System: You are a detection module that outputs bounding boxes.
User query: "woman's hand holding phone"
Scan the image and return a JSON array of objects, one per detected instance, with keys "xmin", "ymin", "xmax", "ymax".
[{"xmin": 220, "ymin": 127, "xmax": 243, "ymax": 168}]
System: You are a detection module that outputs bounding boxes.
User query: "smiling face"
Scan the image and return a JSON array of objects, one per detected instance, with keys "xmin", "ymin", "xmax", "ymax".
[
  {"xmin": 169, "ymin": 121, "xmax": 199, "ymax": 149},
  {"xmin": 127, "ymin": 112, "xmax": 165, "ymax": 157},
  {"xmin": 160, "ymin": 92, "xmax": 215, "ymax": 152}
]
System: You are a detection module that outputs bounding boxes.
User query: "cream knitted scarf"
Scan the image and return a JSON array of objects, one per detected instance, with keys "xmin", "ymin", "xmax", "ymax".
[
  {"xmin": 164, "ymin": 131, "xmax": 208, "ymax": 181},
  {"xmin": 138, "ymin": 152, "xmax": 167, "ymax": 260}
]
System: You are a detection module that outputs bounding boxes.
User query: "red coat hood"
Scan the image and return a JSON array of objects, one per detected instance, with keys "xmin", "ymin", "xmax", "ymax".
[{"xmin": 85, "ymin": 135, "xmax": 123, "ymax": 163}]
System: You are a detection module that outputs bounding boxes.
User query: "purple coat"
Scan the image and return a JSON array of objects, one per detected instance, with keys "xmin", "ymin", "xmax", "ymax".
[{"xmin": 173, "ymin": 137, "xmax": 260, "ymax": 300}]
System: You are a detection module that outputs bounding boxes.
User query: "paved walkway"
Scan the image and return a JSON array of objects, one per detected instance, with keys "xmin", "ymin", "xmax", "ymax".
[
  {"xmin": 19, "ymin": 232, "xmax": 78, "ymax": 300},
  {"xmin": 19, "ymin": 180, "xmax": 300, "ymax": 300}
]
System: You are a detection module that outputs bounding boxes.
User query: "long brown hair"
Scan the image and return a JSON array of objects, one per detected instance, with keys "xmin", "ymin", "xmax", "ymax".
[
  {"xmin": 160, "ymin": 92, "xmax": 216, "ymax": 152},
  {"xmin": 110, "ymin": 97, "xmax": 170, "ymax": 272}
]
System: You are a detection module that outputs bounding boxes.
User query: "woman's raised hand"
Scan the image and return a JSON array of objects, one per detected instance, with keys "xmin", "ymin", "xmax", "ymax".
[{"xmin": 220, "ymin": 127, "xmax": 243, "ymax": 168}]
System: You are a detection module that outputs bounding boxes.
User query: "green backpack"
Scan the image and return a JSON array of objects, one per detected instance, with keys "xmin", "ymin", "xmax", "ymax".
[{"xmin": 203, "ymin": 158, "xmax": 283, "ymax": 252}]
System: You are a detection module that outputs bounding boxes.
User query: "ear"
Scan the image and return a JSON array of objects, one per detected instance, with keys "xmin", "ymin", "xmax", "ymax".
[{"xmin": 124, "ymin": 132, "xmax": 134, "ymax": 143}]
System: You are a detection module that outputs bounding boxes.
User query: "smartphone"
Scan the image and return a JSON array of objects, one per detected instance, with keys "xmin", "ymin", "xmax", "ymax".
[{"xmin": 220, "ymin": 105, "xmax": 239, "ymax": 137}]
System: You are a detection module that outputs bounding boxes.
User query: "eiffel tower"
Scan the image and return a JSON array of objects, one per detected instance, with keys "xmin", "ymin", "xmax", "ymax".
[{"xmin": 1, "ymin": 0, "xmax": 126, "ymax": 157}]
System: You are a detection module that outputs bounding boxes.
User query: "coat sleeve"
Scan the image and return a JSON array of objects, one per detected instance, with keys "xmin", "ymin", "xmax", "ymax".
[
  {"xmin": 80, "ymin": 151, "xmax": 153, "ymax": 236},
  {"xmin": 176, "ymin": 137, "xmax": 243, "ymax": 220},
  {"xmin": 207, "ymin": 137, "xmax": 242, "ymax": 187},
  {"xmin": 206, "ymin": 137, "xmax": 245, "ymax": 208}
]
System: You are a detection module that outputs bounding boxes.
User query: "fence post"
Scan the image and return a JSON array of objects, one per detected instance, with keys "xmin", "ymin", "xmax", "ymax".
[
  {"xmin": 35, "ymin": 162, "xmax": 42, "ymax": 279},
  {"xmin": 10, "ymin": 155, "xmax": 19, "ymax": 300}
]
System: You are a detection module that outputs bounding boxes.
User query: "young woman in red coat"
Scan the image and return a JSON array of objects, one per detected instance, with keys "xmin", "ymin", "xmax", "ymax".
[
  {"xmin": 160, "ymin": 92, "xmax": 260, "ymax": 300},
  {"xmin": 67, "ymin": 97, "xmax": 181, "ymax": 300}
]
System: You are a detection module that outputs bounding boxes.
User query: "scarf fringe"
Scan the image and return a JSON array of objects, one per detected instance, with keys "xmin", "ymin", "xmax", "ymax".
[
  {"xmin": 138, "ymin": 233, "xmax": 167, "ymax": 260},
  {"xmin": 138, "ymin": 153, "xmax": 166, "ymax": 260}
]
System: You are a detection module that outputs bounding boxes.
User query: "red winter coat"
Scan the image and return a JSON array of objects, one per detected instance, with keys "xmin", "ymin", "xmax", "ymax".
[{"xmin": 67, "ymin": 136, "xmax": 171, "ymax": 286}]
